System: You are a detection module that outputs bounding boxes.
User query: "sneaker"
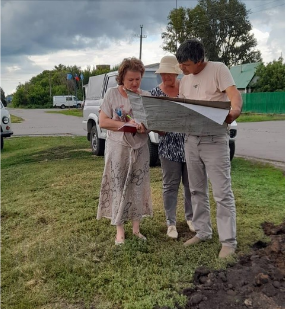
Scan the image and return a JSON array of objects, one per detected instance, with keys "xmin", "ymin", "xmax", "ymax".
[
  {"xmin": 219, "ymin": 246, "xmax": 235, "ymax": 258},
  {"xmin": 183, "ymin": 236, "xmax": 201, "ymax": 246},
  {"xmin": 167, "ymin": 225, "xmax": 178, "ymax": 239},
  {"xmin": 187, "ymin": 220, "xmax": 195, "ymax": 233}
]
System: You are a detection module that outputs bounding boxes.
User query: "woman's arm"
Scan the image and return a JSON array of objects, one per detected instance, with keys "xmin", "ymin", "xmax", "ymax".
[
  {"xmin": 99, "ymin": 110, "xmax": 125, "ymax": 131},
  {"xmin": 99, "ymin": 110, "xmax": 146, "ymax": 133}
]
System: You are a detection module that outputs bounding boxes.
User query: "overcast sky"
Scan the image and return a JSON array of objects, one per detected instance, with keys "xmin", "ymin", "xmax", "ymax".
[{"xmin": 1, "ymin": 0, "xmax": 285, "ymax": 95}]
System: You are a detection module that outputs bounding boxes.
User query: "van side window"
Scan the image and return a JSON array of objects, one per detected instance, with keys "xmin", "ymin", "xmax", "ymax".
[
  {"xmin": 107, "ymin": 76, "xmax": 117, "ymax": 89},
  {"xmin": 66, "ymin": 97, "xmax": 72, "ymax": 102}
]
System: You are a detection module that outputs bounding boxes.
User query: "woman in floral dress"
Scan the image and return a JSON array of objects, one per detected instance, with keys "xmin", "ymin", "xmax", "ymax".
[{"xmin": 97, "ymin": 57, "xmax": 152, "ymax": 245}]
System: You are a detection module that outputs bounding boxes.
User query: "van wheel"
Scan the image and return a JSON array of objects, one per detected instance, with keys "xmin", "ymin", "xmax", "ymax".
[
  {"xmin": 60, "ymin": 104, "xmax": 66, "ymax": 109},
  {"xmin": 90, "ymin": 125, "xmax": 105, "ymax": 156},
  {"xmin": 77, "ymin": 103, "xmax": 81, "ymax": 108},
  {"xmin": 229, "ymin": 142, "xmax": 235, "ymax": 161},
  {"xmin": 148, "ymin": 137, "xmax": 159, "ymax": 167}
]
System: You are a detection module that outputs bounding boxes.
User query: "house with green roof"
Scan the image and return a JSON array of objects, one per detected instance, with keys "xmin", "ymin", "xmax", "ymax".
[{"xmin": 230, "ymin": 62, "xmax": 261, "ymax": 93}]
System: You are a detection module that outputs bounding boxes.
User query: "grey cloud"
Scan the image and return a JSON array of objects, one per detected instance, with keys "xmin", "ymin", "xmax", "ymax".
[
  {"xmin": 3, "ymin": 0, "xmax": 283, "ymax": 59},
  {"xmin": 1, "ymin": 54, "xmax": 43, "ymax": 85},
  {"xmin": 1, "ymin": 0, "xmax": 171, "ymax": 57},
  {"xmin": 1, "ymin": 0, "xmax": 284, "ymax": 94}
]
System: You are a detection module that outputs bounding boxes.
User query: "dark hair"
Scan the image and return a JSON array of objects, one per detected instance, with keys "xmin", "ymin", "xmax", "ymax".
[
  {"xmin": 116, "ymin": 57, "xmax": 145, "ymax": 85},
  {"xmin": 176, "ymin": 38, "xmax": 205, "ymax": 64}
]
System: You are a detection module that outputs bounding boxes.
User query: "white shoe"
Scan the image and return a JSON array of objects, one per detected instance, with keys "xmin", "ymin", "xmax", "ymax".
[
  {"xmin": 167, "ymin": 225, "xmax": 178, "ymax": 239},
  {"xmin": 187, "ymin": 220, "xmax": 195, "ymax": 233}
]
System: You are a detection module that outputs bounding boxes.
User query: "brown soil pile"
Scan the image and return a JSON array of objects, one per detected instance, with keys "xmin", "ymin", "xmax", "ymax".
[{"xmin": 160, "ymin": 222, "xmax": 285, "ymax": 309}]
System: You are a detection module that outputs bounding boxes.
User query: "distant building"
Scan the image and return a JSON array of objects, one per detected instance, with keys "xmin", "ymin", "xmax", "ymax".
[
  {"xmin": 230, "ymin": 62, "xmax": 261, "ymax": 94},
  {"xmin": 6, "ymin": 95, "xmax": 13, "ymax": 103},
  {"xmin": 96, "ymin": 65, "xmax": 110, "ymax": 70}
]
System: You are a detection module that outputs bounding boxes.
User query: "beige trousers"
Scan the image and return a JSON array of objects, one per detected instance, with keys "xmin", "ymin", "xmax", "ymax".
[{"xmin": 184, "ymin": 134, "xmax": 237, "ymax": 248}]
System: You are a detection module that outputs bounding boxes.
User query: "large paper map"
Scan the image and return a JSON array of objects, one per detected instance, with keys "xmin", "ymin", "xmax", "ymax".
[{"xmin": 126, "ymin": 90, "xmax": 231, "ymax": 135}]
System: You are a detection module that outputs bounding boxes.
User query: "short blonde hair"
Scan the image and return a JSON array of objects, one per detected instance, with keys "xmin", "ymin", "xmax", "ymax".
[{"xmin": 116, "ymin": 57, "xmax": 145, "ymax": 85}]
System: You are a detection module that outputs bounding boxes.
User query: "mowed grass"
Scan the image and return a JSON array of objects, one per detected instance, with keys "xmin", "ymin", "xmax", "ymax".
[
  {"xmin": 46, "ymin": 109, "xmax": 83, "ymax": 117},
  {"xmin": 1, "ymin": 136, "xmax": 285, "ymax": 309},
  {"xmin": 10, "ymin": 114, "xmax": 24, "ymax": 123},
  {"xmin": 237, "ymin": 113, "xmax": 285, "ymax": 122}
]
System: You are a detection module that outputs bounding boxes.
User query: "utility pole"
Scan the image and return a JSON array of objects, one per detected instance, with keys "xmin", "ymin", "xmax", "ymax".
[{"xmin": 135, "ymin": 25, "xmax": 147, "ymax": 60}]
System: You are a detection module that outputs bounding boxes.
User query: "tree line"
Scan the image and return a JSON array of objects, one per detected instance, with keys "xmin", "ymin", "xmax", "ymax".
[
  {"xmin": 10, "ymin": 64, "xmax": 115, "ymax": 108},
  {"xmin": 5, "ymin": 60, "xmax": 284, "ymax": 109}
]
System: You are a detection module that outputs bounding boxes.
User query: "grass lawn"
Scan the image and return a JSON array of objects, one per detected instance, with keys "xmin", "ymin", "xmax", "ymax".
[
  {"xmin": 10, "ymin": 114, "xmax": 24, "ymax": 123},
  {"xmin": 46, "ymin": 109, "xmax": 83, "ymax": 117},
  {"xmin": 237, "ymin": 113, "xmax": 285, "ymax": 122},
  {"xmin": 1, "ymin": 136, "xmax": 285, "ymax": 309}
]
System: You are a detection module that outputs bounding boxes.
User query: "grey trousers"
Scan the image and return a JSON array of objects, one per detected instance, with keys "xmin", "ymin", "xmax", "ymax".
[
  {"xmin": 160, "ymin": 157, "xmax": 193, "ymax": 226},
  {"xmin": 184, "ymin": 134, "xmax": 237, "ymax": 248}
]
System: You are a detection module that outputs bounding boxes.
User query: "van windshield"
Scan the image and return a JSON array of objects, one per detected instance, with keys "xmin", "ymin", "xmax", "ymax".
[{"xmin": 141, "ymin": 71, "xmax": 161, "ymax": 92}]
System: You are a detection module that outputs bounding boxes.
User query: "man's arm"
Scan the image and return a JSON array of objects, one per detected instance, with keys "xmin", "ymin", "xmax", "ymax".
[{"xmin": 224, "ymin": 85, "xmax": 243, "ymax": 124}]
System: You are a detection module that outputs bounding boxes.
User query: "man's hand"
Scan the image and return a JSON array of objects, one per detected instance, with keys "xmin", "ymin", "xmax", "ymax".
[{"xmin": 225, "ymin": 109, "xmax": 241, "ymax": 124}]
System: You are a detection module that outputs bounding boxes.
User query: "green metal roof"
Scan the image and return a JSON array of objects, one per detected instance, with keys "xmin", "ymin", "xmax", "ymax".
[{"xmin": 230, "ymin": 62, "xmax": 261, "ymax": 89}]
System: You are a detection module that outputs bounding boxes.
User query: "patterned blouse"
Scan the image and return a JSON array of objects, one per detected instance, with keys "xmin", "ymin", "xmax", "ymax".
[{"xmin": 150, "ymin": 86, "xmax": 186, "ymax": 163}]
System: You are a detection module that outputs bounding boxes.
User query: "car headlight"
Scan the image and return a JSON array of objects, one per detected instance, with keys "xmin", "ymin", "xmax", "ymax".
[{"xmin": 2, "ymin": 116, "xmax": 9, "ymax": 124}]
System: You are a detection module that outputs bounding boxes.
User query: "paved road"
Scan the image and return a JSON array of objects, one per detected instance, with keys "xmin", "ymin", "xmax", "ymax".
[
  {"xmin": 8, "ymin": 108, "xmax": 285, "ymax": 164},
  {"xmin": 235, "ymin": 121, "xmax": 285, "ymax": 163},
  {"xmin": 9, "ymin": 108, "xmax": 85, "ymax": 136}
]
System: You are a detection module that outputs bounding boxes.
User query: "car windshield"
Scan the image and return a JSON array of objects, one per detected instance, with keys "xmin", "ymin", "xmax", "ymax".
[
  {"xmin": 140, "ymin": 72, "xmax": 184, "ymax": 92},
  {"xmin": 141, "ymin": 71, "xmax": 161, "ymax": 92},
  {"xmin": 0, "ymin": 101, "xmax": 4, "ymax": 109}
]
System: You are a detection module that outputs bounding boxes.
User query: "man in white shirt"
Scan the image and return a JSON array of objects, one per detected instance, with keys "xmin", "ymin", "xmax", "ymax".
[{"xmin": 176, "ymin": 38, "xmax": 242, "ymax": 258}]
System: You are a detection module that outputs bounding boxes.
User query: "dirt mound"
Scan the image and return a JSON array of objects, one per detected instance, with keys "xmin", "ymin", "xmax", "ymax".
[
  {"xmin": 182, "ymin": 222, "xmax": 285, "ymax": 309},
  {"xmin": 160, "ymin": 222, "xmax": 285, "ymax": 309}
]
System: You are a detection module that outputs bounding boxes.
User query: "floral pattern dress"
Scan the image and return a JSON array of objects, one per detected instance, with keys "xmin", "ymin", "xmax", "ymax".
[{"xmin": 97, "ymin": 86, "xmax": 153, "ymax": 225}]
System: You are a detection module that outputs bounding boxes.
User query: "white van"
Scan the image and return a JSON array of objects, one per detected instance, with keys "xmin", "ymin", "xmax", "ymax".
[{"xmin": 53, "ymin": 96, "xmax": 82, "ymax": 109}]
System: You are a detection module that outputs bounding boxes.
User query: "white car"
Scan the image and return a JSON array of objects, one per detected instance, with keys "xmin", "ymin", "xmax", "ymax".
[{"xmin": 1, "ymin": 101, "xmax": 13, "ymax": 149}]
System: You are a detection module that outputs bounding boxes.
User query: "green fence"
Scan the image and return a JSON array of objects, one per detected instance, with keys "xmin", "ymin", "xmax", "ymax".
[{"xmin": 241, "ymin": 92, "xmax": 285, "ymax": 114}]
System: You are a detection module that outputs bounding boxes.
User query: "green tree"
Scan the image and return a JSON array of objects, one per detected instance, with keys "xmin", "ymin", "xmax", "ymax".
[
  {"xmin": 252, "ymin": 57, "xmax": 285, "ymax": 92},
  {"xmin": 12, "ymin": 83, "xmax": 29, "ymax": 107},
  {"xmin": 162, "ymin": 0, "xmax": 262, "ymax": 66},
  {"xmin": 1, "ymin": 87, "xmax": 7, "ymax": 106},
  {"xmin": 12, "ymin": 63, "xmax": 118, "ymax": 108}
]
